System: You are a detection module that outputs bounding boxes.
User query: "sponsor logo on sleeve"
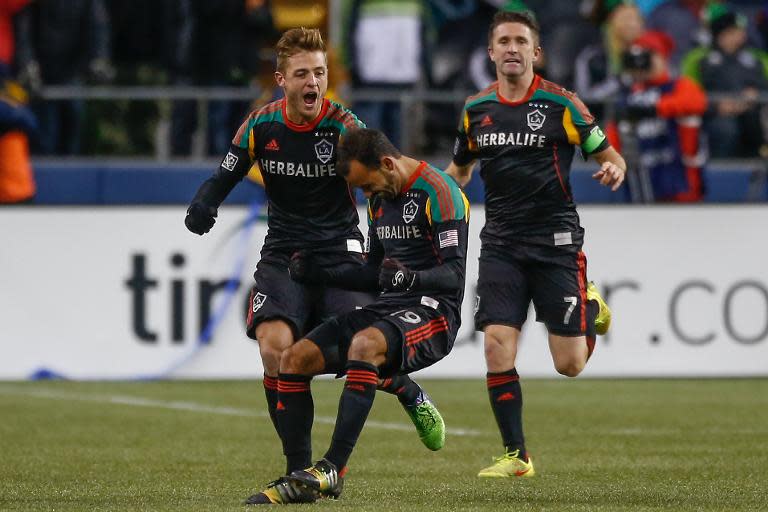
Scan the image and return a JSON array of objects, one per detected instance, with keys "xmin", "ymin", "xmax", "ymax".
[{"xmin": 222, "ymin": 152, "xmax": 239, "ymax": 171}]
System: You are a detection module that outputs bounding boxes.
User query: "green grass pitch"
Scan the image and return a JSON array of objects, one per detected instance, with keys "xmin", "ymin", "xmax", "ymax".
[{"xmin": 1, "ymin": 379, "xmax": 767, "ymax": 511}]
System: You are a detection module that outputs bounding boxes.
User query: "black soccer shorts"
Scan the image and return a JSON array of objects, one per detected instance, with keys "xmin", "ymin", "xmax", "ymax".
[
  {"xmin": 304, "ymin": 305, "xmax": 455, "ymax": 376},
  {"xmin": 245, "ymin": 254, "xmax": 375, "ymax": 341},
  {"xmin": 475, "ymin": 245, "xmax": 590, "ymax": 336}
]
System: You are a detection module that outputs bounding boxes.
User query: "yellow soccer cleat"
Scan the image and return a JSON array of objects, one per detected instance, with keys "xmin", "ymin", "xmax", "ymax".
[
  {"xmin": 477, "ymin": 449, "xmax": 535, "ymax": 478},
  {"xmin": 587, "ymin": 281, "xmax": 611, "ymax": 336}
]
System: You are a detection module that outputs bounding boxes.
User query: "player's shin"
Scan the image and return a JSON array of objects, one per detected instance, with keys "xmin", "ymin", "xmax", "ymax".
[
  {"xmin": 276, "ymin": 374, "xmax": 314, "ymax": 473},
  {"xmin": 262, "ymin": 375, "xmax": 281, "ymax": 437},
  {"xmin": 585, "ymin": 299, "xmax": 598, "ymax": 360},
  {"xmin": 487, "ymin": 368, "xmax": 526, "ymax": 459},
  {"xmin": 324, "ymin": 361, "xmax": 379, "ymax": 469}
]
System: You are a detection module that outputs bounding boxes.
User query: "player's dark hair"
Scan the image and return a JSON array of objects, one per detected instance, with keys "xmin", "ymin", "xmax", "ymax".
[
  {"xmin": 338, "ymin": 128, "xmax": 402, "ymax": 177},
  {"xmin": 488, "ymin": 10, "xmax": 540, "ymax": 46},
  {"xmin": 276, "ymin": 27, "xmax": 326, "ymax": 72}
]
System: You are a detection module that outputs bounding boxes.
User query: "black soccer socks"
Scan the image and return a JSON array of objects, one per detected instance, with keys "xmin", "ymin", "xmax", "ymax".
[
  {"xmin": 586, "ymin": 299, "xmax": 599, "ymax": 359},
  {"xmin": 378, "ymin": 374, "xmax": 422, "ymax": 406},
  {"xmin": 263, "ymin": 375, "xmax": 280, "ymax": 436},
  {"xmin": 487, "ymin": 368, "xmax": 526, "ymax": 459},
  {"xmin": 325, "ymin": 361, "xmax": 379, "ymax": 469},
  {"xmin": 276, "ymin": 373, "xmax": 314, "ymax": 473}
]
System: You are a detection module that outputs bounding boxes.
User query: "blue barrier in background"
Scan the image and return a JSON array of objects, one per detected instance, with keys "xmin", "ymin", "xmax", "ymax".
[{"xmin": 29, "ymin": 160, "xmax": 766, "ymax": 205}]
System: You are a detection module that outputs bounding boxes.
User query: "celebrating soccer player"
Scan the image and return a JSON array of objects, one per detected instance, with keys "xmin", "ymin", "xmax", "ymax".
[
  {"xmin": 446, "ymin": 11, "xmax": 626, "ymax": 478},
  {"xmin": 183, "ymin": 28, "xmax": 445, "ymax": 504},
  {"xmin": 259, "ymin": 128, "xmax": 470, "ymax": 503}
]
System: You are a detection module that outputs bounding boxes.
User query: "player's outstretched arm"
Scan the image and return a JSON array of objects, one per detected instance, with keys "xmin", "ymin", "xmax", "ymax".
[
  {"xmin": 591, "ymin": 146, "xmax": 627, "ymax": 192},
  {"xmin": 289, "ymin": 251, "xmax": 381, "ymax": 291},
  {"xmin": 185, "ymin": 145, "xmax": 252, "ymax": 235}
]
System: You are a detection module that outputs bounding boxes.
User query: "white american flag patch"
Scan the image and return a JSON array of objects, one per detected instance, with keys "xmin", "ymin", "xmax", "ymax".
[{"xmin": 438, "ymin": 229, "xmax": 459, "ymax": 248}]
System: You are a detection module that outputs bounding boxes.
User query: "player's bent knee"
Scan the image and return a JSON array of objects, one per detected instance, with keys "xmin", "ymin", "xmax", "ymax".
[
  {"xmin": 280, "ymin": 340, "xmax": 324, "ymax": 375},
  {"xmin": 555, "ymin": 360, "xmax": 584, "ymax": 378},
  {"xmin": 483, "ymin": 325, "xmax": 518, "ymax": 368},
  {"xmin": 347, "ymin": 329, "xmax": 386, "ymax": 366},
  {"xmin": 258, "ymin": 345, "xmax": 285, "ymax": 375},
  {"xmin": 255, "ymin": 321, "xmax": 295, "ymax": 374}
]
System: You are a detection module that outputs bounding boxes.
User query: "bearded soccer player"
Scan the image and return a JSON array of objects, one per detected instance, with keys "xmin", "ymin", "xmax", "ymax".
[
  {"xmin": 183, "ymin": 28, "xmax": 445, "ymax": 503},
  {"xmin": 259, "ymin": 128, "xmax": 469, "ymax": 504},
  {"xmin": 446, "ymin": 11, "xmax": 626, "ymax": 478}
]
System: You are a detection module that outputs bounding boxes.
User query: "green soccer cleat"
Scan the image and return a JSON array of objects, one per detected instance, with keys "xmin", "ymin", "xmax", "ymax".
[
  {"xmin": 404, "ymin": 391, "xmax": 445, "ymax": 451},
  {"xmin": 477, "ymin": 449, "xmax": 535, "ymax": 478},
  {"xmin": 244, "ymin": 477, "xmax": 317, "ymax": 505},
  {"xmin": 587, "ymin": 281, "xmax": 612, "ymax": 336},
  {"xmin": 289, "ymin": 459, "xmax": 343, "ymax": 499}
]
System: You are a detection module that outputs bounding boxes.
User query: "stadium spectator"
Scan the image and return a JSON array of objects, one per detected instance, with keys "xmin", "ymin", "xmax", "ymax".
[
  {"xmin": 0, "ymin": 72, "xmax": 36, "ymax": 203},
  {"xmin": 184, "ymin": 28, "xmax": 444, "ymax": 505},
  {"xmin": 281, "ymin": 128, "xmax": 469, "ymax": 503},
  {"xmin": 0, "ymin": 0, "xmax": 28, "ymax": 68},
  {"xmin": 446, "ymin": 11, "xmax": 621, "ymax": 478},
  {"xmin": 757, "ymin": 3, "xmax": 768, "ymax": 49},
  {"xmin": 646, "ymin": 0, "xmax": 709, "ymax": 70},
  {"xmin": 173, "ymin": 0, "xmax": 277, "ymax": 157},
  {"xmin": 341, "ymin": 0, "xmax": 434, "ymax": 147},
  {"xmin": 14, "ymin": 0, "xmax": 114, "ymax": 156},
  {"xmin": 534, "ymin": 0, "xmax": 600, "ymax": 88},
  {"xmin": 574, "ymin": 0, "xmax": 645, "ymax": 117},
  {"xmin": 681, "ymin": 6, "xmax": 768, "ymax": 158},
  {"xmin": 87, "ymin": 0, "xmax": 191, "ymax": 156},
  {"xmin": 616, "ymin": 31, "xmax": 708, "ymax": 201}
]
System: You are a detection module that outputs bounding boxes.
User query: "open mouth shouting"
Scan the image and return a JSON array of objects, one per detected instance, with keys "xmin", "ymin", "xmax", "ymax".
[{"xmin": 303, "ymin": 91, "xmax": 319, "ymax": 109}]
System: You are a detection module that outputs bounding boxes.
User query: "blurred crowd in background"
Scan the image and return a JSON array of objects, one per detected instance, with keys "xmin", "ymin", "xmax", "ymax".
[{"xmin": 0, "ymin": 0, "xmax": 767, "ymax": 204}]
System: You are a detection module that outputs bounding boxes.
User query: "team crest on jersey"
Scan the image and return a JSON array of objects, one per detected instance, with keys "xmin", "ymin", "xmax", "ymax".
[
  {"xmin": 222, "ymin": 151, "xmax": 239, "ymax": 171},
  {"xmin": 527, "ymin": 109, "xmax": 546, "ymax": 131},
  {"xmin": 402, "ymin": 199, "xmax": 419, "ymax": 224},
  {"xmin": 252, "ymin": 292, "xmax": 267, "ymax": 312},
  {"xmin": 314, "ymin": 139, "xmax": 333, "ymax": 163}
]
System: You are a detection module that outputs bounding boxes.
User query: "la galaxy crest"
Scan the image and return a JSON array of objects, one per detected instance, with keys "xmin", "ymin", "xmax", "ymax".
[
  {"xmin": 527, "ymin": 109, "xmax": 546, "ymax": 131},
  {"xmin": 314, "ymin": 139, "xmax": 333, "ymax": 164},
  {"xmin": 402, "ymin": 199, "xmax": 419, "ymax": 224}
]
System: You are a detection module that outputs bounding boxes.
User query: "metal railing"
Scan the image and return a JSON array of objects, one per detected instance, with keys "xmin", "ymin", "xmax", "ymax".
[{"xmin": 36, "ymin": 85, "xmax": 768, "ymax": 201}]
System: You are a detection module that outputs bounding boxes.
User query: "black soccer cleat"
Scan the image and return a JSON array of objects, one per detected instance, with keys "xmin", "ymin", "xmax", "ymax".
[
  {"xmin": 289, "ymin": 458, "xmax": 344, "ymax": 499},
  {"xmin": 244, "ymin": 477, "xmax": 317, "ymax": 505}
]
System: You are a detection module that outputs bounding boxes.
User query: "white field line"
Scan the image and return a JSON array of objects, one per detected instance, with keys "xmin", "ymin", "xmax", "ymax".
[{"xmin": 0, "ymin": 387, "xmax": 485, "ymax": 437}]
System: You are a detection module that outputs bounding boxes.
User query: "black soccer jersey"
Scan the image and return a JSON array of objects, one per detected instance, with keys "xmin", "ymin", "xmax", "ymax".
[
  {"xmin": 453, "ymin": 75, "xmax": 610, "ymax": 251},
  {"xmin": 365, "ymin": 163, "xmax": 470, "ymax": 326},
  {"xmin": 221, "ymin": 98, "xmax": 365, "ymax": 256}
]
